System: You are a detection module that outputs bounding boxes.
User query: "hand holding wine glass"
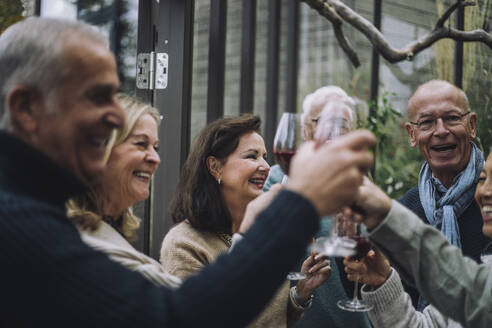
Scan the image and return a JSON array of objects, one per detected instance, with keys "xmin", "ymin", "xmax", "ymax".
[
  {"xmin": 295, "ymin": 252, "xmax": 332, "ymax": 302},
  {"xmin": 351, "ymin": 177, "xmax": 393, "ymax": 230},
  {"xmin": 344, "ymin": 248, "xmax": 392, "ymax": 288}
]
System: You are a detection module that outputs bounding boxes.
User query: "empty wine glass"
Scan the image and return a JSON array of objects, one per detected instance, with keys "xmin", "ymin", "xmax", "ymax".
[
  {"xmin": 273, "ymin": 112, "xmax": 305, "ymax": 280},
  {"xmin": 337, "ymin": 219, "xmax": 374, "ymax": 312},
  {"xmin": 311, "ymin": 101, "xmax": 355, "ymax": 257}
]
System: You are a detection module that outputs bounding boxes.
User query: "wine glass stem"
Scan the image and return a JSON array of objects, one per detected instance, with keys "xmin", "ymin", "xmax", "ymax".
[{"xmin": 352, "ymin": 273, "xmax": 360, "ymax": 302}]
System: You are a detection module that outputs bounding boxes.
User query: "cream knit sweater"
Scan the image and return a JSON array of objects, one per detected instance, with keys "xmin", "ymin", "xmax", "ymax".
[
  {"xmin": 160, "ymin": 221, "xmax": 305, "ymax": 327},
  {"xmin": 79, "ymin": 221, "xmax": 182, "ymax": 288}
]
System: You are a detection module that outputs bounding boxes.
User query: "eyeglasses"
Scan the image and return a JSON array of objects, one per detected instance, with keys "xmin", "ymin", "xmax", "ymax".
[{"xmin": 409, "ymin": 111, "xmax": 471, "ymax": 131}]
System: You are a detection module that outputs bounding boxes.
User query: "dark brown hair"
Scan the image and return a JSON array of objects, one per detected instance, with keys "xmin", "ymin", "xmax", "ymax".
[{"xmin": 170, "ymin": 114, "xmax": 261, "ymax": 233}]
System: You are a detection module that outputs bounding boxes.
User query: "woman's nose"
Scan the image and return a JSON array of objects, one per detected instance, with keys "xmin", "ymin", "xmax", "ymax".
[
  {"xmin": 259, "ymin": 158, "xmax": 270, "ymax": 172},
  {"xmin": 146, "ymin": 148, "xmax": 161, "ymax": 165}
]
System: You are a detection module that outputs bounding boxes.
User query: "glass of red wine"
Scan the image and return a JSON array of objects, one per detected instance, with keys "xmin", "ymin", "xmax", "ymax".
[
  {"xmin": 337, "ymin": 220, "xmax": 374, "ymax": 312},
  {"xmin": 273, "ymin": 112, "xmax": 303, "ymax": 184},
  {"xmin": 273, "ymin": 112, "xmax": 305, "ymax": 280}
]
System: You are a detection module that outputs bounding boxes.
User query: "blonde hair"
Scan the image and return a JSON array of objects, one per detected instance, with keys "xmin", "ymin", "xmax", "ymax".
[{"xmin": 67, "ymin": 94, "xmax": 160, "ymax": 242}]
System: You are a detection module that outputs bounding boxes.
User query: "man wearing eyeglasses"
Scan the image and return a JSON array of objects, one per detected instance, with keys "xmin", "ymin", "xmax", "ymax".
[{"xmin": 399, "ymin": 79, "xmax": 490, "ymax": 310}]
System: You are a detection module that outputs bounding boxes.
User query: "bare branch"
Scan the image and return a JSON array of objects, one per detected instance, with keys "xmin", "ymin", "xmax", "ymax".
[
  {"xmin": 303, "ymin": 0, "xmax": 492, "ymax": 66},
  {"xmin": 303, "ymin": 0, "xmax": 360, "ymax": 67},
  {"xmin": 435, "ymin": 1, "xmax": 475, "ymax": 29},
  {"xmin": 333, "ymin": 27, "xmax": 360, "ymax": 67}
]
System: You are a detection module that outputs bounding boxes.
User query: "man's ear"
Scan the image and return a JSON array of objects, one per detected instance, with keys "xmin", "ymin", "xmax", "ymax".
[
  {"xmin": 206, "ymin": 156, "xmax": 222, "ymax": 181},
  {"xmin": 7, "ymin": 86, "xmax": 40, "ymax": 134},
  {"xmin": 468, "ymin": 112, "xmax": 477, "ymax": 139},
  {"xmin": 405, "ymin": 122, "xmax": 417, "ymax": 147}
]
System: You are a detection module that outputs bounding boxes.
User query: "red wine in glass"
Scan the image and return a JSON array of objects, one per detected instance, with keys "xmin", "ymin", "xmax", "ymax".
[
  {"xmin": 350, "ymin": 236, "xmax": 372, "ymax": 261},
  {"xmin": 273, "ymin": 112, "xmax": 302, "ymax": 178},
  {"xmin": 273, "ymin": 150, "xmax": 296, "ymax": 175}
]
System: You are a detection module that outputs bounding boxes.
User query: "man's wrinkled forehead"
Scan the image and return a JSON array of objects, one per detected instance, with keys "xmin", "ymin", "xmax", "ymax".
[{"xmin": 408, "ymin": 81, "xmax": 466, "ymax": 119}]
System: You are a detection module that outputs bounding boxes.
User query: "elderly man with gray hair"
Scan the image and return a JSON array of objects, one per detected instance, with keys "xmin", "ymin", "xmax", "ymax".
[
  {"xmin": 264, "ymin": 85, "xmax": 371, "ymax": 328},
  {"xmin": 0, "ymin": 18, "xmax": 376, "ymax": 327}
]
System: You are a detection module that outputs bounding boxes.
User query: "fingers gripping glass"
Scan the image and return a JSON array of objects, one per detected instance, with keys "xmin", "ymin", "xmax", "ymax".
[
  {"xmin": 409, "ymin": 111, "xmax": 471, "ymax": 131},
  {"xmin": 273, "ymin": 112, "xmax": 306, "ymax": 280}
]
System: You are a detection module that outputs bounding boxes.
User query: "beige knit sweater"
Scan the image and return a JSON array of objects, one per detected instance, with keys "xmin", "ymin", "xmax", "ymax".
[
  {"xmin": 79, "ymin": 221, "xmax": 181, "ymax": 288},
  {"xmin": 160, "ymin": 220, "xmax": 305, "ymax": 328}
]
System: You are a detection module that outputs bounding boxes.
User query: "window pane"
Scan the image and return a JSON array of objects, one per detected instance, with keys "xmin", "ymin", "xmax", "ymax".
[{"xmin": 39, "ymin": 0, "xmax": 138, "ymax": 94}]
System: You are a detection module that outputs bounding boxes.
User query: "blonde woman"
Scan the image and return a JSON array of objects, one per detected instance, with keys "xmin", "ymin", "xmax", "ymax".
[{"xmin": 67, "ymin": 94, "xmax": 180, "ymax": 288}]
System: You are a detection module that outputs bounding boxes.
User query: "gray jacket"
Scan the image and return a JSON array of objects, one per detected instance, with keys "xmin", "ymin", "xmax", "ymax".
[
  {"xmin": 368, "ymin": 201, "xmax": 492, "ymax": 328},
  {"xmin": 362, "ymin": 268, "xmax": 461, "ymax": 328}
]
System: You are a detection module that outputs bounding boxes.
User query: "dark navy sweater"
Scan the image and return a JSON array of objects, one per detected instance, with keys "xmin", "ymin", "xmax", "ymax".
[
  {"xmin": 0, "ymin": 131, "xmax": 319, "ymax": 327},
  {"xmin": 398, "ymin": 186, "xmax": 491, "ymax": 307}
]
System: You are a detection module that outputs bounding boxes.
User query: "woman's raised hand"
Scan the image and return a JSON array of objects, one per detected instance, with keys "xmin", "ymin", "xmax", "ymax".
[
  {"xmin": 343, "ymin": 248, "xmax": 392, "ymax": 288},
  {"xmin": 295, "ymin": 252, "xmax": 331, "ymax": 301}
]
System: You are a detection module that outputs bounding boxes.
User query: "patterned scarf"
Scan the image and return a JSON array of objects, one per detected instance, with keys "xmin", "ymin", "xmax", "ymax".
[
  {"xmin": 416, "ymin": 142, "xmax": 483, "ymax": 312},
  {"xmin": 418, "ymin": 142, "xmax": 484, "ymax": 248}
]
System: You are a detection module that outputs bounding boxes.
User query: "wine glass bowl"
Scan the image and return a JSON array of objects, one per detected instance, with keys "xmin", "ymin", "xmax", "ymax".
[
  {"xmin": 313, "ymin": 101, "xmax": 353, "ymax": 144},
  {"xmin": 350, "ymin": 236, "xmax": 372, "ymax": 261},
  {"xmin": 273, "ymin": 112, "xmax": 303, "ymax": 176}
]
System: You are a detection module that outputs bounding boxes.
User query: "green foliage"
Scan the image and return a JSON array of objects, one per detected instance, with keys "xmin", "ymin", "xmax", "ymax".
[
  {"xmin": 0, "ymin": 0, "xmax": 23, "ymax": 35},
  {"xmin": 364, "ymin": 93, "xmax": 422, "ymax": 199}
]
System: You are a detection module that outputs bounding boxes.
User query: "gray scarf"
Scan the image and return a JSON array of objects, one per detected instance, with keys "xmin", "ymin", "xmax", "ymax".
[{"xmin": 418, "ymin": 142, "xmax": 484, "ymax": 248}]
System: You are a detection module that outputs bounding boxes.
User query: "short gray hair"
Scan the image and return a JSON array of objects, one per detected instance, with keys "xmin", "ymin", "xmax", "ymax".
[
  {"xmin": 301, "ymin": 85, "xmax": 355, "ymax": 125},
  {"xmin": 0, "ymin": 17, "xmax": 107, "ymax": 130}
]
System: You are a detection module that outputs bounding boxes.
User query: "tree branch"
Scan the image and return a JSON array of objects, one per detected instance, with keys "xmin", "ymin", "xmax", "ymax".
[
  {"xmin": 435, "ymin": 1, "xmax": 474, "ymax": 29},
  {"xmin": 303, "ymin": 0, "xmax": 492, "ymax": 66},
  {"xmin": 303, "ymin": 0, "xmax": 360, "ymax": 67}
]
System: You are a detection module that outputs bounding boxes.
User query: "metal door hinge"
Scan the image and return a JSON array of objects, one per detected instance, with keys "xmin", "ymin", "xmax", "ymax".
[{"xmin": 136, "ymin": 52, "xmax": 168, "ymax": 90}]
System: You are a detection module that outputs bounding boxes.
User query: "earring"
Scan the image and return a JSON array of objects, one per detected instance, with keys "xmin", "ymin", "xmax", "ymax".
[{"xmin": 218, "ymin": 178, "xmax": 221, "ymax": 185}]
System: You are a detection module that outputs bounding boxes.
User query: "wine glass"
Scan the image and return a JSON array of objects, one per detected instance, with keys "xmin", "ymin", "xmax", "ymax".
[
  {"xmin": 273, "ymin": 112, "xmax": 303, "ymax": 183},
  {"xmin": 311, "ymin": 102, "xmax": 355, "ymax": 257},
  {"xmin": 481, "ymin": 241, "xmax": 492, "ymax": 266},
  {"xmin": 337, "ymin": 219, "xmax": 374, "ymax": 312},
  {"xmin": 273, "ymin": 112, "xmax": 305, "ymax": 280}
]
